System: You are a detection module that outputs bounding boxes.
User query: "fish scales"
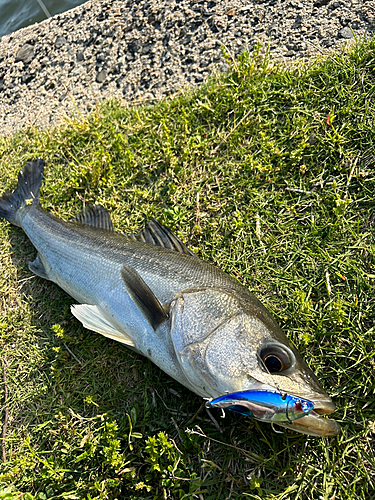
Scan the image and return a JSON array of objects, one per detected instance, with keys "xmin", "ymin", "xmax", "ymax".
[{"xmin": 23, "ymin": 204, "xmax": 278, "ymax": 328}]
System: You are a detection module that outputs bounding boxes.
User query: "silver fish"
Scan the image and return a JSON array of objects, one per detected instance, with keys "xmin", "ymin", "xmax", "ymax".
[{"xmin": 0, "ymin": 160, "xmax": 340, "ymax": 436}]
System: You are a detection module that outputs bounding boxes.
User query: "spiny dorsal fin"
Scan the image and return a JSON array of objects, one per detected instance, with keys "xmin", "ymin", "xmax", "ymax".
[
  {"xmin": 121, "ymin": 264, "xmax": 168, "ymax": 329},
  {"xmin": 71, "ymin": 205, "xmax": 114, "ymax": 231},
  {"xmin": 130, "ymin": 218, "xmax": 197, "ymax": 257}
]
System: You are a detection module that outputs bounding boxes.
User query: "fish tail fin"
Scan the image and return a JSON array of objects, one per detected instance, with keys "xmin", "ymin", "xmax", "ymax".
[{"xmin": 0, "ymin": 159, "xmax": 44, "ymax": 226}]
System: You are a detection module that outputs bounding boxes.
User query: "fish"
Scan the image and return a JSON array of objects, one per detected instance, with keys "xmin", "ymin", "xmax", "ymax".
[
  {"xmin": 0, "ymin": 160, "xmax": 340, "ymax": 437},
  {"xmin": 206, "ymin": 390, "xmax": 314, "ymax": 423}
]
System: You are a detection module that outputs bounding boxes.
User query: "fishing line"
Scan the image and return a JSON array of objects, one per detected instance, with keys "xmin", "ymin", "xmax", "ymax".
[
  {"xmin": 259, "ymin": 356, "xmax": 287, "ymax": 401},
  {"xmin": 36, "ymin": 0, "xmax": 51, "ymax": 18}
]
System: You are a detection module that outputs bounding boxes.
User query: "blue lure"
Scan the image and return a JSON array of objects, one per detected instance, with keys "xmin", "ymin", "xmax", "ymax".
[{"xmin": 206, "ymin": 390, "xmax": 314, "ymax": 423}]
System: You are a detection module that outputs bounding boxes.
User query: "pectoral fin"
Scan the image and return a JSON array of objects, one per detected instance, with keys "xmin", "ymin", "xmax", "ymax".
[
  {"xmin": 120, "ymin": 265, "xmax": 168, "ymax": 329},
  {"xmin": 71, "ymin": 304, "xmax": 135, "ymax": 347}
]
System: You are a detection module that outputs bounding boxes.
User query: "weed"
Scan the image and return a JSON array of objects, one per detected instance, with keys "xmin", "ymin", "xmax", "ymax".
[{"xmin": 0, "ymin": 38, "xmax": 374, "ymax": 499}]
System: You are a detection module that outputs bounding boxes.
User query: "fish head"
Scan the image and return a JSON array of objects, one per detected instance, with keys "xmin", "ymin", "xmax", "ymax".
[{"xmin": 170, "ymin": 288, "xmax": 340, "ymax": 436}]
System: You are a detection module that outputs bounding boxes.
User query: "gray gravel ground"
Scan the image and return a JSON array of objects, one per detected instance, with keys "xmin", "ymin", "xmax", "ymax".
[{"xmin": 0, "ymin": 0, "xmax": 374, "ymax": 136}]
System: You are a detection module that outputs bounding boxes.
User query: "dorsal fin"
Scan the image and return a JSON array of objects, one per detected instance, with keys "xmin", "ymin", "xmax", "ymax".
[
  {"xmin": 71, "ymin": 205, "xmax": 114, "ymax": 231},
  {"xmin": 130, "ymin": 218, "xmax": 197, "ymax": 257}
]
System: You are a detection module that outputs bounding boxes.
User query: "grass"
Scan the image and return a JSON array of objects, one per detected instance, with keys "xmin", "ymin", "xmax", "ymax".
[{"xmin": 0, "ymin": 38, "xmax": 374, "ymax": 500}]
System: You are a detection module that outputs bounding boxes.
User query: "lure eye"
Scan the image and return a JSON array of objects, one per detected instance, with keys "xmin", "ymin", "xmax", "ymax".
[{"xmin": 259, "ymin": 344, "xmax": 294, "ymax": 373}]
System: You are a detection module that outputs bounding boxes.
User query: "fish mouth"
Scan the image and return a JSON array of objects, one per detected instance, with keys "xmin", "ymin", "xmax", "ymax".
[
  {"xmin": 276, "ymin": 399, "xmax": 340, "ymax": 437},
  {"xmin": 266, "ymin": 382, "xmax": 341, "ymax": 436}
]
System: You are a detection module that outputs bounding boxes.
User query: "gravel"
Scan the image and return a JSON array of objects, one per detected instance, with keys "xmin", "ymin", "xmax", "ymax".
[{"xmin": 0, "ymin": 0, "xmax": 373, "ymax": 137}]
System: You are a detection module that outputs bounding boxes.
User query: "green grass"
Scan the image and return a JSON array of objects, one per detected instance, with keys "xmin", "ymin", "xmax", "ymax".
[{"xmin": 0, "ymin": 39, "xmax": 374, "ymax": 500}]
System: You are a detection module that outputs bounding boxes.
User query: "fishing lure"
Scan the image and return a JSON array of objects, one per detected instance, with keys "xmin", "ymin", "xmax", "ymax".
[{"xmin": 206, "ymin": 390, "xmax": 314, "ymax": 423}]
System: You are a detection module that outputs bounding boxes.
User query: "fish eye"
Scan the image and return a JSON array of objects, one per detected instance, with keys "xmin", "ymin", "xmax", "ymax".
[{"xmin": 258, "ymin": 344, "xmax": 294, "ymax": 373}]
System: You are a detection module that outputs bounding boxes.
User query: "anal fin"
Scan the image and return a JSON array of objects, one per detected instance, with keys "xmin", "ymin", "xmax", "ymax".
[
  {"xmin": 29, "ymin": 254, "xmax": 50, "ymax": 280},
  {"xmin": 71, "ymin": 304, "xmax": 135, "ymax": 348}
]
